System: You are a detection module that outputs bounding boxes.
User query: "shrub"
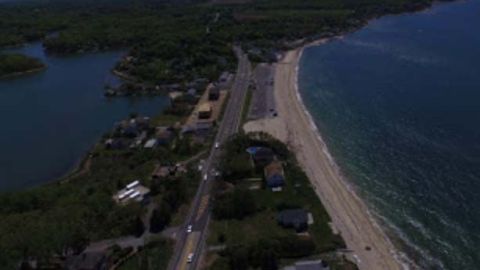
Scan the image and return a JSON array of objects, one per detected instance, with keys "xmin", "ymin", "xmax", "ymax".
[{"xmin": 213, "ymin": 188, "xmax": 257, "ymax": 220}]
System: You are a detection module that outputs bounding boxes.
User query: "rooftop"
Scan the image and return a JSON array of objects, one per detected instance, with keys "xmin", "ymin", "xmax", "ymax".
[
  {"xmin": 169, "ymin": 91, "xmax": 184, "ymax": 100},
  {"xmin": 114, "ymin": 182, "xmax": 150, "ymax": 204},
  {"xmin": 283, "ymin": 259, "xmax": 330, "ymax": 270},
  {"xmin": 264, "ymin": 160, "xmax": 284, "ymax": 178},
  {"xmin": 144, "ymin": 138, "xmax": 157, "ymax": 148},
  {"xmin": 277, "ymin": 208, "xmax": 309, "ymax": 232},
  {"xmin": 198, "ymin": 102, "xmax": 212, "ymax": 112}
]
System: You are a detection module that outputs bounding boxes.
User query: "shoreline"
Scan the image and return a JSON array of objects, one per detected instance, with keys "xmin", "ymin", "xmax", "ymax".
[
  {"xmin": 0, "ymin": 65, "xmax": 46, "ymax": 79},
  {"xmin": 290, "ymin": 44, "xmax": 411, "ymax": 269},
  {"xmin": 244, "ymin": 44, "xmax": 408, "ymax": 270}
]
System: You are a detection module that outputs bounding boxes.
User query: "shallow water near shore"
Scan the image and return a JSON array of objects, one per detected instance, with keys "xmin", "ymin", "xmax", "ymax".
[
  {"xmin": 299, "ymin": 1, "xmax": 480, "ymax": 269},
  {"xmin": 0, "ymin": 43, "xmax": 168, "ymax": 190}
]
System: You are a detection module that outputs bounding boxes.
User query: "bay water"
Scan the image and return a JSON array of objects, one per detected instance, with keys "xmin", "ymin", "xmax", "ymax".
[{"xmin": 0, "ymin": 43, "xmax": 168, "ymax": 190}]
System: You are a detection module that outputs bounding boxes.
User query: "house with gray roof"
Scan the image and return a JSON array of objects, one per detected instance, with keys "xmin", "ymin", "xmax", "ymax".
[{"xmin": 277, "ymin": 208, "xmax": 309, "ymax": 232}]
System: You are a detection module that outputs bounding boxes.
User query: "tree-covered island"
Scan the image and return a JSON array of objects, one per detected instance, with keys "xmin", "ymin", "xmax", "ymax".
[{"xmin": 0, "ymin": 53, "xmax": 45, "ymax": 78}]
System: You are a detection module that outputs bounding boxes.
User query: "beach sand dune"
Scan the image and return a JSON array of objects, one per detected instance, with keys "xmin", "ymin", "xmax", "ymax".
[{"xmin": 244, "ymin": 48, "xmax": 404, "ymax": 270}]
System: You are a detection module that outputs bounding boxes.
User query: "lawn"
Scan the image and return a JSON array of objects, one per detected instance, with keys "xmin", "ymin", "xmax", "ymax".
[
  {"xmin": 208, "ymin": 209, "xmax": 292, "ymax": 247},
  {"xmin": 207, "ymin": 133, "xmax": 348, "ymax": 269},
  {"xmin": 117, "ymin": 240, "xmax": 173, "ymax": 270}
]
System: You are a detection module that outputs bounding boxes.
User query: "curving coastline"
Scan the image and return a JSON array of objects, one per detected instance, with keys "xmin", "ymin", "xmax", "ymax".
[{"xmin": 244, "ymin": 44, "xmax": 409, "ymax": 270}]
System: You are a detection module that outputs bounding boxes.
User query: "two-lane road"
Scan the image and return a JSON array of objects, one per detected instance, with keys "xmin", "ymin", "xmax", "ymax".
[{"xmin": 168, "ymin": 48, "xmax": 251, "ymax": 270}]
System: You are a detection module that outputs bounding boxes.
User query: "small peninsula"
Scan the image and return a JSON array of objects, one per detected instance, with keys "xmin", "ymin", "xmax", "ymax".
[{"xmin": 0, "ymin": 53, "xmax": 45, "ymax": 78}]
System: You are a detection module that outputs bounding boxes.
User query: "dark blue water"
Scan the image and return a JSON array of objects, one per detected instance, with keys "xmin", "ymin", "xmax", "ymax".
[
  {"xmin": 299, "ymin": 1, "xmax": 480, "ymax": 269},
  {"xmin": 0, "ymin": 43, "xmax": 168, "ymax": 190}
]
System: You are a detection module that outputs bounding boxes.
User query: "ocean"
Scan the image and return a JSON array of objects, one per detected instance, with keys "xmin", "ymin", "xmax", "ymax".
[
  {"xmin": 298, "ymin": 1, "xmax": 480, "ymax": 269},
  {"xmin": 0, "ymin": 43, "xmax": 168, "ymax": 190}
]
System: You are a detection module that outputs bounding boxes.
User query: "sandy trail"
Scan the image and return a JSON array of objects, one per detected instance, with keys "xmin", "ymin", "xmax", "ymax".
[{"xmin": 244, "ymin": 48, "xmax": 404, "ymax": 270}]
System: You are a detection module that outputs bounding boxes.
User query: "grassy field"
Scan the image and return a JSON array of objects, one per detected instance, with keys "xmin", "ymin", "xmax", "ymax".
[
  {"xmin": 240, "ymin": 86, "xmax": 253, "ymax": 125},
  {"xmin": 208, "ymin": 163, "xmax": 344, "ymax": 252}
]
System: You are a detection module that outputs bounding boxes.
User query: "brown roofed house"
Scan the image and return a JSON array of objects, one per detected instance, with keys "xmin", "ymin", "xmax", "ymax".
[
  {"xmin": 198, "ymin": 103, "xmax": 212, "ymax": 119},
  {"xmin": 264, "ymin": 160, "xmax": 285, "ymax": 191},
  {"xmin": 152, "ymin": 165, "xmax": 174, "ymax": 179}
]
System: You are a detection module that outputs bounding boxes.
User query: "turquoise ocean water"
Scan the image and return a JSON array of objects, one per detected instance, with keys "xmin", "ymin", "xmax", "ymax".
[{"xmin": 299, "ymin": 1, "xmax": 480, "ymax": 269}]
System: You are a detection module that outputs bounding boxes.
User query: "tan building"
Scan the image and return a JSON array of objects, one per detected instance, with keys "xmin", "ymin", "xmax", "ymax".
[{"xmin": 198, "ymin": 103, "xmax": 212, "ymax": 119}]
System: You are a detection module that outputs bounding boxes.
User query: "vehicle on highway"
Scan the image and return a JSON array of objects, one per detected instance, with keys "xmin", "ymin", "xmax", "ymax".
[
  {"xmin": 187, "ymin": 253, "xmax": 194, "ymax": 263},
  {"xmin": 211, "ymin": 168, "xmax": 220, "ymax": 177},
  {"xmin": 214, "ymin": 142, "xmax": 220, "ymax": 149},
  {"xmin": 203, "ymin": 173, "xmax": 208, "ymax": 181},
  {"xmin": 187, "ymin": 225, "xmax": 192, "ymax": 233}
]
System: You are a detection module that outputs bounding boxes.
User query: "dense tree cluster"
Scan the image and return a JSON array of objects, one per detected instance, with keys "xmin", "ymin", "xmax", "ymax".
[
  {"xmin": 0, "ymin": 0, "xmax": 438, "ymax": 85},
  {"xmin": 117, "ymin": 239, "xmax": 173, "ymax": 270},
  {"xmin": 222, "ymin": 236, "xmax": 316, "ymax": 270},
  {"xmin": 0, "ymin": 138, "xmax": 196, "ymax": 268},
  {"xmin": 213, "ymin": 188, "xmax": 258, "ymax": 220},
  {"xmin": 0, "ymin": 53, "xmax": 45, "ymax": 77}
]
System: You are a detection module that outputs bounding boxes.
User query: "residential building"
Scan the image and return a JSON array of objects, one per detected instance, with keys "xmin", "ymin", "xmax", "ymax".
[
  {"xmin": 187, "ymin": 88, "xmax": 197, "ymax": 96},
  {"xmin": 247, "ymin": 146, "xmax": 275, "ymax": 167},
  {"xmin": 169, "ymin": 91, "xmax": 184, "ymax": 102},
  {"xmin": 264, "ymin": 160, "xmax": 285, "ymax": 191},
  {"xmin": 144, "ymin": 138, "xmax": 158, "ymax": 149},
  {"xmin": 277, "ymin": 209, "xmax": 309, "ymax": 232},
  {"xmin": 198, "ymin": 103, "xmax": 212, "ymax": 119},
  {"xmin": 283, "ymin": 259, "xmax": 330, "ymax": 270},
  {"xmin": 151, "ymin": 164, "xmax": 187, "ymax": 179},
  {"xmin": 152, "ymin": 165, "xmax": 174, "ymax": 179},
  {"xmin": 208, "ymin": 84, "xmax": 220, "ymax": 100},
  {"xmin": 104, "ymin": 138, "xmax": 128, "ymax": 150},
  {"xmin": 114, "ymin": 181, "xmax": 150, "ymax": 205},
  {"xmin": 156, "ymin": 126, "xmax": 175, "ymax": 145}
]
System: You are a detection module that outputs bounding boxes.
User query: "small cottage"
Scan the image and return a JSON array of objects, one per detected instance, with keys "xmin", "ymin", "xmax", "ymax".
[
  {"xmin": 277, "ymin": 209, "xmax": 309, "ymax": 233},
  {"xmin": 264, "ymin": 160, "xmax": 285, "ymax": 191}
]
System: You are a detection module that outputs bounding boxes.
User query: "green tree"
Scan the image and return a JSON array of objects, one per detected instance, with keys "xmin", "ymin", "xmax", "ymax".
[
  {"xmin": 149, "ymin": 203, "xmax": 172, "ymax": 233},
  {"xmin": 227, "ymin": 245, "xmax": 249, "ymax": 270},
  {"xmin": 133, "ymin": 216, "xmax": 145, "ymax": 238},
  {"xmin": 213, "ymin": 188, "xmax": 257, "ymax": 220},
  {"xmin": 278, "ymin": 235, "xmax": 316, "ymax": 258}
]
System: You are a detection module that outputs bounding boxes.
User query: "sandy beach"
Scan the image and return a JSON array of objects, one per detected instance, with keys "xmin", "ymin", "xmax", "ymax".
[{"xmin": 244, "ymin": 46, "xmax": 405, "ymax": 270}]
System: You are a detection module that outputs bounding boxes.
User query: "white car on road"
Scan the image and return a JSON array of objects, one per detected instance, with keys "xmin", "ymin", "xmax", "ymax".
[
  {"xmin": 187, "ymin": 225, "xmax": 192, "ymax": 233},
  {"xmin": 203, "ymin": 173, "xmax": 208, "ymax": 181},
  {"xmin": 187, "ymin": 253, "xmax": 194, "ymax": 263},
  {"xmin": 214, "ymin": 142, "xmax": 220, "ymax": 149}
]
